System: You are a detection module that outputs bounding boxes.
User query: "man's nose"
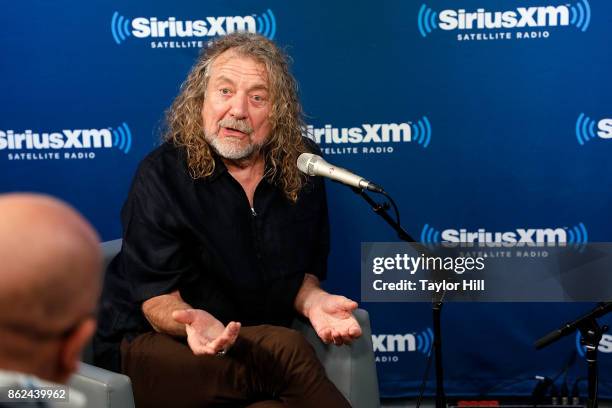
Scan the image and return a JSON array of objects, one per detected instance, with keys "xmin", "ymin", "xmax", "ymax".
[{"xmin": 229, "ymin": 93, "xmax": 248, "ymax": 119}]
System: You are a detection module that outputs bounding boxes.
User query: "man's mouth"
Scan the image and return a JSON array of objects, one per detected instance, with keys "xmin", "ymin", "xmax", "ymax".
[
  {"xmin": 221, "ymin": 127, "xmax": 248, "ymax": 137},
  {"xmin": 217, "ymin": 118, "xmax": 254, "ymax": 136}
]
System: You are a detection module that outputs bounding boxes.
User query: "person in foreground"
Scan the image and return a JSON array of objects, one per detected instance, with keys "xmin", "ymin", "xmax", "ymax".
[
  {"xmin": 0, "ymin": 193, "xmax": 102, "ymax": 407},
  {"xmin": 94, "ymin": 32, "xmax": 362, "ymax": 407}
]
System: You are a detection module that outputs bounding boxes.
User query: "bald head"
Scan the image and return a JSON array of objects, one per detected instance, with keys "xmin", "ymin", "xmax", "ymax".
[{"xmin": 0, "ymin": 193, "xmax": 102, "ymax": 380}]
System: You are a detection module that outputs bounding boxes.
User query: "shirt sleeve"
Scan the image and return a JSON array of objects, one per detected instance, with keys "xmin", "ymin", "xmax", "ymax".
[{"xmin": 119, "ymin": 156, "xmax": 194, "ymax": 303}]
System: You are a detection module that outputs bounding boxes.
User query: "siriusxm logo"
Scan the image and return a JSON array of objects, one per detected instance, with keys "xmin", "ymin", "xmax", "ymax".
[
  {"xmin": 0, "ymin": 123, "xmax": 132, "ymax": 155},
  {"xmin": 306, "ymin": 117, "xmax": 431, "ymax": 148},
  {"xmin": 576, "ymin": 113, "xmax": 612, "ymax": 145},
  {"xmin": 421, "ymin": 223, "xmax": 588, "ymax": 246},
  {"xmin": 418, "ymin": 1, "xmax": 591, "ymax": 41},
  {"xmin": 576, "ymin": 332, "xmax": 612, "ymax": 357},
  {"xmin": 111, "ymin": 9, "xmax": 276, "ymax": 46},
  {"xmin": 372, "ymin": 328, "xmax": 433, "ymax": 355}
]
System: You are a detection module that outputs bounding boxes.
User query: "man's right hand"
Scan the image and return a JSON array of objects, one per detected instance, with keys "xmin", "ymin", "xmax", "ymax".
[{"xmin": 172, "ymin": 309, "xmax": 241, "ymax": 356}]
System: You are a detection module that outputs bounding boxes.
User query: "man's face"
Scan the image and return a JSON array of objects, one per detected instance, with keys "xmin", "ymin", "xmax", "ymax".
[{"xmin": 202, "ymin": 50, "xmax": 272, "ymax": 160}]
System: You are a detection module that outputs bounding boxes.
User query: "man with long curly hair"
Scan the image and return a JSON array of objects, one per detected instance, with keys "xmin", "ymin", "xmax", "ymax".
[{"xmin": 94, "ymin": 32, "xmax": 361, "ymax": 407}]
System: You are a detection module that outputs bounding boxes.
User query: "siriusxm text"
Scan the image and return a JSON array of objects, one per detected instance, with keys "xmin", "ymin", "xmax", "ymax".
[
  {"xmin": 439, "ymin": 6, "xmax": 569, "ymax": 30},
  {"xmin": 132, "ymin": 16, "xmax": 256, "ymax": 38},
  {"xmin": 306, "ymin": 123, "xmax": 411, "ymax": 144},
  {"xmin": 0, "ymin": 130, "xmax": 112, "ymax": 150},
  {"xmin": 442, "ymin": 228, "xmax": 567, "ymax": 245}
]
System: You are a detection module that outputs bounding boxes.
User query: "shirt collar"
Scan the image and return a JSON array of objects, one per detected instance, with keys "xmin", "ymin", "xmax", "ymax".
[
  {"xmin": 207, "ymin": 153, "xmax": 228, "ymax": 183},
  {"xmin": 207, "ymin": 152, "xmax": 276, "ymax": 187}
]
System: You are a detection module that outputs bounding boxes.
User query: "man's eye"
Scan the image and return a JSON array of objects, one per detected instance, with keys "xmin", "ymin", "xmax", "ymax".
[
  {"xmin": 220, "ymin": 88, "xmax": 231, "ymax": 95},
  {"xmin": 252, "ymin": 95, "xmax": 266, "ymax": 102}
]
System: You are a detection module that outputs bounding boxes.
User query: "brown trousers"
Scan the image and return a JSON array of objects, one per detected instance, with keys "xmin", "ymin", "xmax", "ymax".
[{"xmin": 121, "ymin": 325, "xmax": 352, "ymax": 407}]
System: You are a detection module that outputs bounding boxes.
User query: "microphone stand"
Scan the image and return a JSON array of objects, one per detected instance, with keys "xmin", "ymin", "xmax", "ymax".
[
  {"xmin": 352, "ymin": 187, "xmax": 447, "ymax": 408},
  {"xmin": 535, "ymin": 302, "xmax": 612, "ymax": 408}
]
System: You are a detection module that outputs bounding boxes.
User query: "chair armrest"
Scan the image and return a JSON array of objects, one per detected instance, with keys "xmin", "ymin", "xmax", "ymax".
[
  {"xmin": 69, "ymin": 362, "xmax": 135, "ymax": 408},
  {"xmin": 292, "ymin": 308, "xmax": 380, "ymax": 408}
]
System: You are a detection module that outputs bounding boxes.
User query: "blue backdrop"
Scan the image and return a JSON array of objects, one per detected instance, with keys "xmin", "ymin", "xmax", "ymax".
[{"xmin": 2, "ymin": 0, "xmax": 611, "ymax": 399}]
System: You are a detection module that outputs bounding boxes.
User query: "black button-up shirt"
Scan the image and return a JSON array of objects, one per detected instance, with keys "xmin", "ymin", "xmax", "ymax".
[{"xmin": 94, "ymin": 141, "xmax": 329, "ymax": 371}]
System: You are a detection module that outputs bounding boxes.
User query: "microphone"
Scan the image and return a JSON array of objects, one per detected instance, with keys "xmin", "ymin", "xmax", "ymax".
[
  {"xmin": 534, "ymin": 302, "xmax": 612, "ymax": 350},
  {"xmin": 297, "ymin": 153, "xmax": 384, "ymax": 193}
]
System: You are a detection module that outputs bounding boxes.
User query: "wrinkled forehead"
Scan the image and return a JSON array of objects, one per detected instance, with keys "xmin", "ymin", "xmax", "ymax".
[{"xmin": 207, "ymin": 49, "xmax": 269, "ymax": 85}]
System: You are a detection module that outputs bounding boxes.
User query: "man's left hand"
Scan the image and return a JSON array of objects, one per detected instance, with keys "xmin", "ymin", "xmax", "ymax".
[{"xmin": 307, "ymin": 294, "xmax": 362, "ymax": 345}]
